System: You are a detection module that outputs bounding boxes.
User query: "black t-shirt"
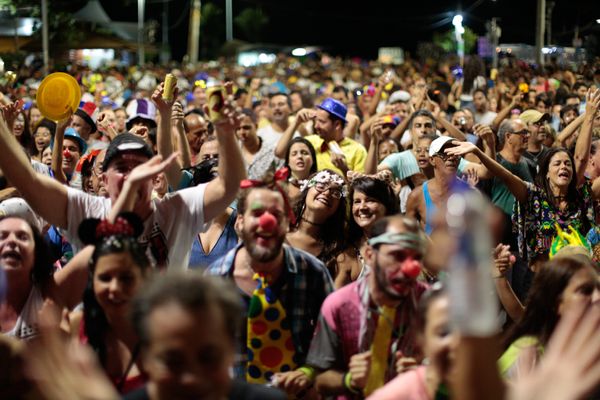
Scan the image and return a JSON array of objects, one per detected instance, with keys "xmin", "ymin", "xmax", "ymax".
[{"xmin": 122, "ymin": 380, "xmax": 286, "ymax": 400}]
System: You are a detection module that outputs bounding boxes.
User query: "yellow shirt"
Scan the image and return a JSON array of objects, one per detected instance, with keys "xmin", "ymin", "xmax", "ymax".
[{"xmin": 305, "ymin": 135, "xmax": 367, "ymax": 176}]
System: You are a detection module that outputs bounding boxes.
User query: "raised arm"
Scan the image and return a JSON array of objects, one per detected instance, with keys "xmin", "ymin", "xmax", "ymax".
[
  {"xmin": 152, "ymin": 81, "xmax": 185, "ymax": 190},
  {"xmin": 171, "ymin": 101, "xmax": 192, "ymax": 168},
  {"xmin": 364, "ymin": 120, "xmax": 384, "ymax": 174},
  {"xmin": 492, "ymin": 92, "xmax": 522, "ymax": 132},
  {"xmin": 50, "ymin": 116, "xmax": 70, "ymax": 184},
  {"xmin": 435, "ymin": 108, "xmax": 467, "ymax": 142},
  {"xmin": 446, "ymin": 141, "xmax": 528, "ymax": 203},
  {"xmin": 274, "ymin": 108, "xmax": 314, "ymax": 159},
  {"xmin": 0, "ymin": 103, "xmax": 68, "ymax": 228},
  {"xmin": 107, "ymin": 153, "xmax": 178, "ymax": 223},
  {"xmin": 554, "ymin": 113, "xmax": 584, "ymax": 148},
  {"xmin": 492, "ymin": 244, "xmax": 524, "ymax": 321},
  {"xmin": 202, "ymin": 103, "xmax": 246, "ymax": 222},
  {"xmin": 574, "ymin": 88, "xmax": 600, "ymax": 187}
]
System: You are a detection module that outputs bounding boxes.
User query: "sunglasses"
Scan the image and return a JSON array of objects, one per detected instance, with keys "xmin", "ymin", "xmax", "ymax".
[{"xmin": 433, "ymin": 152, "xmax": 455, "ymax": 161}]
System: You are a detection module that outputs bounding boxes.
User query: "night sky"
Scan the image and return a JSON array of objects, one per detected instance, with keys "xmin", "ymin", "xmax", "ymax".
[{"xmin": 99, "ymin": 0, "xmax": 599, "ymax": 60}]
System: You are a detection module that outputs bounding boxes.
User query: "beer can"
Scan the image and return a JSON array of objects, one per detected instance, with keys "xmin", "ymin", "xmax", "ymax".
[
  {"xmin": 162, "ymin": 73, "xmax": 176, "ymax": 102},
  {"xmin": 206, "ymin": 86, "xmax": 225, "ymax": 122}
]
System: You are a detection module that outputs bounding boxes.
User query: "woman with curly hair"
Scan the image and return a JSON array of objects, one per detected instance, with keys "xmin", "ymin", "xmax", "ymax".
[{"xmin": 286, "ymin": 169, "xmax": 347, "ymax": 279}]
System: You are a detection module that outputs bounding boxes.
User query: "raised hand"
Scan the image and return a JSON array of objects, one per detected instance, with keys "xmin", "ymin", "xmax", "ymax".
[
  {"xmin": 585, "ymin": 87, "xmax": 600, "ymax": 116},
  {"xmin": 445, "ymin": 140, "xmax": 478, "ymax": 157},
  {"xmin": 1, "ymin": 99, "xmax": 23, "ymax": 130},
  {"xmin": 126, "ymin": 152, "xmax": 180, "ymax": 189},
  {"xmin": 295, "ymin": 108, "xmax": 316, "ymax": 125},
  {"xmin": 171, "ymin": 101, "xmax": 184, "ymax": 127},
  {"xmin": 492, "ymin": 243, "xmax": 516, "ymax": 278},
  {"xmin": 151, "ymin": 81, "xmax": 179, "ymax": 113}
]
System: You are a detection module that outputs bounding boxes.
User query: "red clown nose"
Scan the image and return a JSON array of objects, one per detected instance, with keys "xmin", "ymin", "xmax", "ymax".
[
  {"xmin": 258, "ymin": 212, "xmax": 278, "ymax": 232},
  {"xmin": 63, "ymin": 149, "xmax": 71, "ymax": 159},
  {"xmin": 401, "ymin": 262, "xmax": 421, "ymax": 279}
]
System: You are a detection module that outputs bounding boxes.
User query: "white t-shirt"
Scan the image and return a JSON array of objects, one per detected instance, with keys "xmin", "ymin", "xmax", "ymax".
[{"xmin": 65, "ymin": 184, "xmax": 207, "ymax": 270}]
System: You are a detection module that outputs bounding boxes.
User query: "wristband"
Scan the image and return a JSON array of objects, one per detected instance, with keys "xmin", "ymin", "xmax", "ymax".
[
  {"xmin": 297, "ymin": 366, "xmax": 316, "ymax": 381},
  {"xmin": 343, "ymin": 371, "xmax": 361, "ymax": 395}
]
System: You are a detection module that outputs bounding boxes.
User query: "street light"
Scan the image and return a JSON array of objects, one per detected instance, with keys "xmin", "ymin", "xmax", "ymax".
[
  {"xmin": 138, "ymin": 0, "xmax": 145, "ymax": 65},
  {"xmin": 453, "ymin": 14, "xmax": 465, "ymax": 66}
]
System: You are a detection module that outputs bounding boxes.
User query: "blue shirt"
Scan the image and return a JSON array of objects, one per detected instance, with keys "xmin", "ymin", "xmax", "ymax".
[{"xmin": 188, "ymin": 209, "xmax": 238, "ymax": 270}]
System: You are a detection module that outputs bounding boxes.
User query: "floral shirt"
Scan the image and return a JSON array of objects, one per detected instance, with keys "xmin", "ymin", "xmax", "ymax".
[{"xmin": 512, "ymin": 181, "xmax": 595, "ymax": 262}]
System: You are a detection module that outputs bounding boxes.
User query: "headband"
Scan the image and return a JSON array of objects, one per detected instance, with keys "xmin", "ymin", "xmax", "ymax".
[
  {"xmin": 367, "ymin": 231, "xmax": 426, "ymax": 252},
  {"xmin": 347, "ymin": 170, "xmax": 393, "ymax": 185},
  {"xmin": 299, "ymin": 170, "xmax": 347, "ymax": 195}
]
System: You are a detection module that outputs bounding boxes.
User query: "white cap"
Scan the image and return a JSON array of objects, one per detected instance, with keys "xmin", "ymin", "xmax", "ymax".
[
  {"xmin": 0, "ymin": 198, "xmax": 45, "ymax": 231},
  {"xmin": 388, "ymin": 90, "xmax": 411, "ymax": 104},
  {"xmin": 429, "ymin": 135, "xmax": 456, "ymax": 157}
]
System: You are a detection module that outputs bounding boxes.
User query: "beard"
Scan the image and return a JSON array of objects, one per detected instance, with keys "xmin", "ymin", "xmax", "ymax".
[
  {"xmin": 241, "ymin": 229, "xmax": 285, "ymax": 263},
  {"xmin": 373, "ymin": 258, "xmax": 414, "ymax": 301}
]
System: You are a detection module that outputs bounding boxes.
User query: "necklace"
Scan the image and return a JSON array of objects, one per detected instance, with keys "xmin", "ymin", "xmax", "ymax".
[{"xmin": 301, "ymin": 217, "xmax": 324, "ymax": 227}]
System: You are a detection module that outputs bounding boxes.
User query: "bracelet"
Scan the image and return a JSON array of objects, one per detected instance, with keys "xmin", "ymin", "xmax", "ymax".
[
  {"xmin": 343, "ymin": 371, "xmax": 361, "ymax": 395},
  {"xmin": 297, "ymin": 366, "xmax": 316, "ymax": 381}
]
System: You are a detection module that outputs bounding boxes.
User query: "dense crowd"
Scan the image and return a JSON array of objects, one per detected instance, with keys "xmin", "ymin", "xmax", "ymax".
[{"xmin": 1, "ymin": 52, "xmax": 600, "ymax": 400}]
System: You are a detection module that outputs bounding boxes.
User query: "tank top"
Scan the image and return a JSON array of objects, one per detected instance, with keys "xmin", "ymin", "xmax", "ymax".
[
  {"xmin": 188, "ymin": 209, "xmax": 238, "ymax": 270},
  {"xmin": 422, "ymin": 181, "xmax": 436, "ymax": 235},
  {"xmin": 4, "ymin": 286, "xmax": 44, "ymax": 341}
]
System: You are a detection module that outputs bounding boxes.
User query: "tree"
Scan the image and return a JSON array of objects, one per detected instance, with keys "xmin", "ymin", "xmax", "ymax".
[
  {"xmin": 234, "ymin": 7, "xmax": 268, "ymax": 43},
  {"xmin": 432, "ymin": 27, "xmax": 479, "ymax": 55}
]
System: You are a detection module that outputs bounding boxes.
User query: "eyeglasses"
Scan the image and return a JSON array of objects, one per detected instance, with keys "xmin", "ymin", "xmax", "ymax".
[
  {"xmin": 313, "ymin": 182, "xmax": 343, "ymax": 199},
  {"xmin": 510, "ymin": 129, "xmax": 529, "ymax": 136}
]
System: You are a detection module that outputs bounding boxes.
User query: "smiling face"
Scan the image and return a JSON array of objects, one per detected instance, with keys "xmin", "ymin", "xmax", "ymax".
[
  {"xmin": 0, "ymin": 218, "xmax": 35, "ymax": 281},
  {"xmin": 288, "ymin": 142, "xmax": 313, "ymax": 179},
  {"xmin": 33, "ymin": 126, "xmax": 52, "ymax": 152},
  {"xmin": 103, "ymin": 152, "xmax": 152, "ymax": 211},
  {"xmin": 352, "ymin": 190, "xmax": 387, "ymax": 231},
  {"xmin": 238, "ymin": 189, "xmax": 288, "ymax": 264},
  {"xmin": 93, "ymin": 251, "xmax": 144, "ymax": 320},
  {"xmin": 62, "ymin": 138, "xmax": 81, "ymax": 175},
  {"xmin": 29, "ymin": 107, "xmax": 41, "ymax": 130},
  {"xmin": 547, "ymin": 151, "xmax": 573, "ymax": 190},
  {"xmin": 305, "ymin": 180, "xmax": 343, "ymax": 219}
]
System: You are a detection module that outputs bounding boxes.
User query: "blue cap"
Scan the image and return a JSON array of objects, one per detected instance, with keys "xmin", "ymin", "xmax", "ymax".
[
  {"xmin": 64, "ymin": 127, "xmax": 88, "ymax": 154},
  {"xmin": 317, "ymin": 98, "xmax": 347, "ymax": 123}
]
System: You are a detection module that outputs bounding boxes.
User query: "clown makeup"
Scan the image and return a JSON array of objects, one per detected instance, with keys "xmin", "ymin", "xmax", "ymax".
[{"xmin": 250, "ymin": 201, "xmax": 264, "ymax": 212}]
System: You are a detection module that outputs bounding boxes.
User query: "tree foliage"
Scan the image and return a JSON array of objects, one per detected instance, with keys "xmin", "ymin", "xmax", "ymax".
[
  {"xmin": 432, "ymin": 27, "xmax": 478, "ymax": 55},
  {"xmin": 234, "ymin": 7, "xmax": 268, "ymax": 43}
]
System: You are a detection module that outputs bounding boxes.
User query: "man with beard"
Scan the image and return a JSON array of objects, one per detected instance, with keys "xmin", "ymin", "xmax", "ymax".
[
  {"xmin": 207, "ymin": 183, "xmax": 334, "ymax": 397},
  {"xmin": 302, "ymin": 215, "xmax": 428, "ymax": 399},
  {"xmin": 406, "ymin": 136, "xmax": 474, "ymax": 235}
]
